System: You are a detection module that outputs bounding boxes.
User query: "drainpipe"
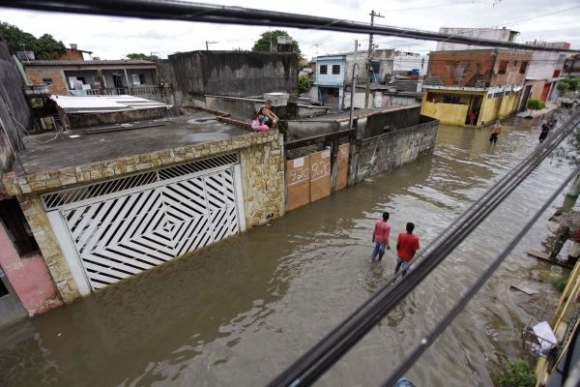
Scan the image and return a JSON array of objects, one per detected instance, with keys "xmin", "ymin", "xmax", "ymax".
[{"xmin": 348, "ymin": 40, "xmax": 359, "ymax": 130}]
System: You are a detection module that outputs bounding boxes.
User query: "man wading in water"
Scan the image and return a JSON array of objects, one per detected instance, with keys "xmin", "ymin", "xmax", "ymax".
[
  {"xmin": 489, "ymin": 120, "xmax": 502, "ymax": 147},
  {"xmin": 371, "ymin": 212, "xmax": 391, "ymax": 262}
]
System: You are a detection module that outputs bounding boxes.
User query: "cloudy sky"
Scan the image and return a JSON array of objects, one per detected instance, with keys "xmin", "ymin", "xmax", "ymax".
[{"xmin": 0, "ymin": 0, "xmax": 578, "ymax": 59}]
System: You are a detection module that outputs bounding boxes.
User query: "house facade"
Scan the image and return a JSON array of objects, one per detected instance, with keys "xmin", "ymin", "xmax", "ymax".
[
  {"xmin": 519, "ymin": 41, "xmax": 569, "ymax": 107},
  {"xmin": 22, "ymin": 59, "xmax": 159, "ymax": 97},
  {"xmin": 311, "ymin": 49, "xmax": 395, "ymax": 110},
  {"xmin": 421, "ymin": 49, "xmax": 532, "ymax": 126}
]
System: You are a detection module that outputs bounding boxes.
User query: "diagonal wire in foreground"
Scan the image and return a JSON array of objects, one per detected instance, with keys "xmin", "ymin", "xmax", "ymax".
[
  {"xmin": 382, "ymin": 165, "xmax": 580, "ymax": 386},
  {"xmin": 269, "ymin": 112, "xmax": 580, "ymax": 387},
  {"xmin": 0, "ymin": 0, "xmax": 579, "ymax": 53}
]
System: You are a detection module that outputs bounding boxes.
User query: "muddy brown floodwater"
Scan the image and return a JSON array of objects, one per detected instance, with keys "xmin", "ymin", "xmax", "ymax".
[{"xmin": 0, "ymin": 116, "xmax": 575, "ymax": 387}]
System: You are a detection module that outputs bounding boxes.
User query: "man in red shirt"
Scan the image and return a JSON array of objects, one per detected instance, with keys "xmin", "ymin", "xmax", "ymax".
[
  {"xmin": 371, "ymin": 212, "xmax": 391, "ymax": 262},
  {"xmin": 396, "ymin": 222, "xmax": 420, "ymax": 276}
]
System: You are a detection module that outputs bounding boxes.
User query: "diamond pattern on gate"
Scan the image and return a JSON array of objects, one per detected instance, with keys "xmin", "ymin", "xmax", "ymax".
[{"xmin": 63, "ymin": 171, "xmax": 239, "ymax": 290}]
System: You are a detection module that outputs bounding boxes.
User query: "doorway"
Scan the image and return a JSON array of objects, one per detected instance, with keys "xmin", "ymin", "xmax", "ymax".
[
  {"xmin": 519, "ymin": 85, "xmax": 532, "ymax": 112},
  {"xmin": 466, "ymin": 96, "xmax": 483, "ymax": 125}
]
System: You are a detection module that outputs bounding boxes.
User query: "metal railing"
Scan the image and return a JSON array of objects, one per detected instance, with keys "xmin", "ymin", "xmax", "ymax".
[{"xmin": 85, "ymin": 85, "xmax": 164, "ymax": 96}]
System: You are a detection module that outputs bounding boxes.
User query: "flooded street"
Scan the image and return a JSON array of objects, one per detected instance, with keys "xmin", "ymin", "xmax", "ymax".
[{"xmin": 0, "ymin": 117, "xmax": 575, "ymax": 387}]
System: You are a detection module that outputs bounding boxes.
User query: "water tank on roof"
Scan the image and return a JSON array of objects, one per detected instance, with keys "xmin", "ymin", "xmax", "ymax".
[
  {"xmin": 70, "ymin": 43, "xmax": 78, "ymax": 50},
  {"xmin": 264, "ymin": 92, "xmax": 289, "ymax": 107}
]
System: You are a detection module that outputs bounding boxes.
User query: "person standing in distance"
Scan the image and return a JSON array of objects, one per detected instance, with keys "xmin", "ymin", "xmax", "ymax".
[
  {"xmin": 371, "ymin": 212, "xmax": 391, "ymax": 262},
  {"xmin": 395, "ymin": 222, "xmax": 420, "ymax": 276},
  {"xmin": 489, "ymin": 120, "xmax": 502, "ymax": 147}
]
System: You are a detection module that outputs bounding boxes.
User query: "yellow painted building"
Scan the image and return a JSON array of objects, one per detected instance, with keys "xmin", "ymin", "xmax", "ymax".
[{"xmin": 421, "ymin": 86, "xmax": 522, "ymax": 127}]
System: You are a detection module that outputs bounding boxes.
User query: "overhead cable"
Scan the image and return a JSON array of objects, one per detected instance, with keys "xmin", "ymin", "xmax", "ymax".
[
  {"xmin": 0, "ymin": 0, "xmax": 579, "ymax": 54},
  {"xmin": 268, "ymin": 111, "xmax": 580, "ymax": 387},
  {"xmin": 382, "ymin": 165, "xmax": 580, "ymax": 386}
]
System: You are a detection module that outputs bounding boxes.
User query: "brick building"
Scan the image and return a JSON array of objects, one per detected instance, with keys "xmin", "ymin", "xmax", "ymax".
[
  {"xmin": 22, "ymin": 59, "xmax": 158, "ymax": 96},
  {"xmin": 421, "ymin": 49, "xmax": 533, "ymax": 126}
]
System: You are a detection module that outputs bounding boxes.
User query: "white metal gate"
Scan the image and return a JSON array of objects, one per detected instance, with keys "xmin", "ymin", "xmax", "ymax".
[{"xmin": 43, "ymin": 154, "xmax": 243, "ymax": 291}]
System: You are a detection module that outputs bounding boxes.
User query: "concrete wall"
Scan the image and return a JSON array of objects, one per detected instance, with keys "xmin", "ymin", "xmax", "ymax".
[
  {"xmin": 421, "ymin": 95, "xmax": 470, "ymax": 126},
  {"xmin": 67, "ymin": 107, "xmax": 169, "ymax": 129},
  {"xmin": 205, "ymin": 95, "xmax": 263, "ymax": 121},
  {"xmin": 352, "ymin": 118, "xmax": 439, "ymax": 183},
  {"xmin": 0, "ymin": 222, "xmax": 61, "ymax": 315},
  {"xmin": 436, "ymin": 28, "xmax": 515, "ymax": 51},
  {"xmin": 364, "ymin": 105, "xmax": 421, "ymax": 137},
  {"xmin": 0, "ymin": 42, "xmax": 29, "ymax": 198},
  {"xmin": 168, "ymin": 51, "xmax": 299, "ymax": 105},
  {"xmin": 344, "ymin": 91, "xmax": 382, "ymax": 109},
  {"xmin": 3, "ymin": 131, "xmax": 286, "ymax": 305}
]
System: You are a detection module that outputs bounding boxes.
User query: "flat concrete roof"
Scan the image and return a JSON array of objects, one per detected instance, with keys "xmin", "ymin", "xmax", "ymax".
[{"xmin": 15, "ymin": 112, "xmax": 250, "ymax": 175}]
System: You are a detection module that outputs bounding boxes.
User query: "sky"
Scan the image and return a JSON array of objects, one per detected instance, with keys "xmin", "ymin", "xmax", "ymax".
[{"xmin": 0, "ymin": 0, "xmax": 578, "ymax": 60}]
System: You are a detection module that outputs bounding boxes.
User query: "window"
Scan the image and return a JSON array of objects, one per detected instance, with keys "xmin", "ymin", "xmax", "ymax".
[
  {"xmin": 0, "ymin": 199, "xmax": 39, "ymax": 257},
  {"xmin": 498, "ymin": 60, "xmax": 508, "ymax": 74},
  {"xmin": 332, "ymin": 65, "xmax": 341, "ymax": 75},
  {"xmin": 520, "ymin": 61, "xmax": 528, "ymax": 74},
  {"xmin": 139, "ymin": 74, "xmax": 146, "ymax": 85},
  {"xmin": 320, "ymin": 65, "xmax": 328, "ymax": 74},
  {"xmin": 42, "ymin": 77, "xmax": 53, "ymax": 85}
]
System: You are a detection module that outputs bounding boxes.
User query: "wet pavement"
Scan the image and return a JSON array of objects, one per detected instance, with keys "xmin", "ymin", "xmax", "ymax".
[{"xmin": 0, "ymin": 114, "xmax": 575, "ymax": 386}]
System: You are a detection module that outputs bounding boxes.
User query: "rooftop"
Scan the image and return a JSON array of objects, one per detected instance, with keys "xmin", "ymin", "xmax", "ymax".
[
  {"xmin": 293, "ymin": 105, "xmax": 421, "ymax": 122},
  {"xmin": 21, "ymin": 59, "xmax": 156, "ymax": 67},
  {"xmin": 15, "ymin": 112, "xmax": 250, "ymax": 175}
]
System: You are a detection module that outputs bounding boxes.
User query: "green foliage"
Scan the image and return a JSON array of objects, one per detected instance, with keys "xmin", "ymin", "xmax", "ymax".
[
  {"xmin": 558, "ymin": 78, "xmax": 579, "ymax": 93},
  {"xmin": 0, "ymin": 21, "xmax": 66, "ymax": 59},
  {"xmin": 252, "ymin": 30, "xmax": 301, "ymax": 56},
  {"xmin": 126, "ymin": 53, "xmax": 158, "ymax": 60},
  {"xmin": 527, "ymin": 98, "xmax": 546, "ymax": 111},
  {"xmin": 298, "ymin": 74, "xmax": 310, "ymax": 94},
  {"xmin": 494, "ymin": 360, "xmax": 536, "ymax": 387},
  {"xmin": 552, "ymin": 278, "xmax": 568, "ymax": 293},
  {"xmin": 558, "ymin": 81, "xmax": 570, "ymax": 92}
]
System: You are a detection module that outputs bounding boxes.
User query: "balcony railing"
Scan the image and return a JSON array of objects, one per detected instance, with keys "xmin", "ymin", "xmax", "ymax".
[{"xmin": 85, "ymin": 85, "xmax": 165, "ymax": 96}]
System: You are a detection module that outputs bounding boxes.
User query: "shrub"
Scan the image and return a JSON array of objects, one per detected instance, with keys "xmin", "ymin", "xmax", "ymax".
[
  {"xmin": 552, "ymin": 277, "xmax": 567, "ymax": 293},
  {"xmin": 527, "ymin": 98, "xmax": 546, "ymax": 111},
  {"xmin": 298, "ymin": 74, "xmax": 311, "ymax": 94},
  {"xmin": 494, "ymin": 359, "xmax": 536, "ymax": 387}
]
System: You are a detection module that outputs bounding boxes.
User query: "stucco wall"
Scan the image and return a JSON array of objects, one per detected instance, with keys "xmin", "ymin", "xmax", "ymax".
[
  {"xmin": 352, "ymin": 118, "xmax": 439, "ymax": 183},
  {"xmin": 421, "ymin": 97, "xmax": 470, "ymax": 126},
  {"xmin": 0, "ymin": 222, "xmax": 61, "ymax": 314},
  {"xmin": 3, "ymin": 131, "xmax": 285, "ymax": 305}
]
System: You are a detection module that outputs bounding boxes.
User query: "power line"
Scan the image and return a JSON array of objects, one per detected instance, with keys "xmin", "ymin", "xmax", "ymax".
[
  {"xmin": 382, "ymin": 162, "xmax": 580, "ymax": 386},
  {"xmin": 268, "ymin": 111, "xmax": 580, "ymax": 386},
  {"xmin": 0, "ymin": 0, "xmax": 578, "ymax": 53}
]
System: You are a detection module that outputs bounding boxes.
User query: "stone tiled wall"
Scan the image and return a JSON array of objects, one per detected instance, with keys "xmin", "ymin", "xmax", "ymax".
[
  {"xmin": 3, "ymin": 130, "xmax": 285, "ymax": 303},
  {"xmin": 239, "ymin": 133, "xmax": 285, "ymax": 226}
]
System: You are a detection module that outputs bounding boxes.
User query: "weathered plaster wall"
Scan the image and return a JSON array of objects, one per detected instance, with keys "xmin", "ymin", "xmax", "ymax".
[
  {"xmin": 352, "ymin": 118, "xmax": 439, "ymax": 183},
  {"xmin": 205, "ymin": 96, "xmax": 263, "ymax": 121},
  {"xmin": 421, "ymin": 98, "xmax": 469, "ymax": 126},
  {"xmin": 364, "ymin": 105, "xmax": 421, "ymax": 137},
  {"xmin": 0, "ymin": 42, "xmax": 29, "ymax": 198},
  {"xmin": 0, "ymin": 222, "xmax": 62, "ymax": 314},
  {"xmin": 168, "ymin": 51, "xmax": 298, "ymax": 105},
  {"xmin": 3, "ymin": 131, "xmax": 285, "ymax": 304}
]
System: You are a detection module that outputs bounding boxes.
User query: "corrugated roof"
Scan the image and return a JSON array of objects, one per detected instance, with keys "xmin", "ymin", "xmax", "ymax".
[
  {"xmin": 22, "ymin": 60, "xmax": 156, "ymax": 66},
  {"xmin": 50, "ymin": 95, "xmax": 171, "ymax": 113}
]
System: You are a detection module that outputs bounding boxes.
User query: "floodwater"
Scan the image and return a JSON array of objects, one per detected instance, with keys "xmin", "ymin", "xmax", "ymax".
[{"xmin": 0, "ymin": 115, "xmax": 575, "ymax": 387}]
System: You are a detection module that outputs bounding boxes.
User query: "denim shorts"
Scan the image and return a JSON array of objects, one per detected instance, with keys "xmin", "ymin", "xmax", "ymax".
[{"xmin": 396, "ymin": 257, "xmax": 412, "ymax": 271}]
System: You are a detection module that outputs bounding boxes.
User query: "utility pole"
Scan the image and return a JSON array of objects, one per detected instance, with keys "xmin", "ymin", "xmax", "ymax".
[
  {"xmin": 349, "ymin": 40, "xmax": 359, "ymax": 130},
  {"xmin": 364, "ymin": 10, "xmax": 383, "ymax": 109}
]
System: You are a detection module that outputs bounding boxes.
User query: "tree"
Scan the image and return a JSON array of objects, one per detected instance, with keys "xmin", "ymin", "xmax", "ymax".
[
  {"xmin": 527, "ymin": 98, "xmax": 546, "ymax": 112},
  {"xmin": 252, "ymin": 30, "xmax": 301, "ymax": 56},
  {"xmin": 126, "ymin": 53, "xmax": 158, "ymax": 61},
  {"xmin": 298, "ymin": 74, "xmax": 310, "ymax": 94},
  {"xmin": 0, "ymin": 22, "xmax": 65, "ymax": 59}
]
